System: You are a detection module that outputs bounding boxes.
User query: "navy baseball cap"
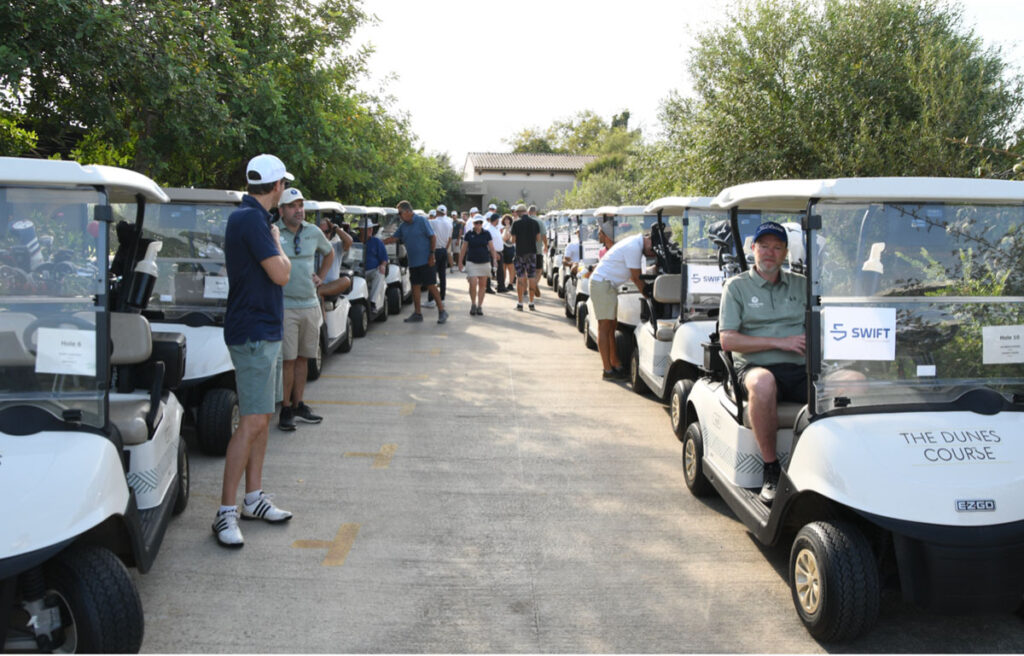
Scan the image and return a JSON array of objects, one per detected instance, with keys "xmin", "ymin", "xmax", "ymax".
[{"xmin": 753, "ymin": 221, "xmax": 787, "ymax": 244}]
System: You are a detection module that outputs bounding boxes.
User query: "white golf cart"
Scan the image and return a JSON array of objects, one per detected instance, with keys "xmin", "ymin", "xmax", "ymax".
[
  {"xmin": 680, "ymin": 177, "xmax": 1024, "ymax": 641},
  {"xmin": 546, "ymin": 210, "xmax": 572, "ymax": 289},
  {"xmin": 561, "ymin": 209, "xmax": 601, "ymax": 329},
  {"xmin": 630, "ymin": 197, "xmax": 729, "ymax": 406},
  {"xmin": 339, "ymin": 205, "xmax": 387, "ymax": 336},
  {"xmin": 374, "ymin": 206, "xmax": 412, "ymax": 309},
  {"xmin": 303, "ymin": 200, "xmax": 353, "ymax": 381},
  {"xmin": 144, "ymin": 187, "xmax": 240, "ymax": 455},
  {"xmin": 583, "ymin": 206, "xmax": 658, "ymax": 360},
  {"xmin": 0, "ymin": 158, "xmax": 189, "ymax": 652}
]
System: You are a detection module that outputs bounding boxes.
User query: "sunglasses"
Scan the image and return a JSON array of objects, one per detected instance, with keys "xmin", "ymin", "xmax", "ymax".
[{"xmin": 293, "ymin": 223, "xmax": 303, "ymax": 255}]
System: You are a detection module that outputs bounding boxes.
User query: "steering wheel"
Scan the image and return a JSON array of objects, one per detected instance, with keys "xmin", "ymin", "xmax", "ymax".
[{"xmin": 22, "ymin": 315, "xmax": 96, "ymax": 357}]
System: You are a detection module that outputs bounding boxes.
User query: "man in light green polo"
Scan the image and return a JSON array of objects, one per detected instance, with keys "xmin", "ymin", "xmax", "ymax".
[{"xmin": 719, "ymin": 221, "xmax": 806, "ymax": 505}]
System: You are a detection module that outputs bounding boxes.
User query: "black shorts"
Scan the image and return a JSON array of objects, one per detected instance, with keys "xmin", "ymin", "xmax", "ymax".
[
  {"xmin": 736, "ymin": 362, "xmax": 807, "ymax": 403},
  {"xmin": 502, "ymin": 247, "xmax": 515, "ymax": 264},
  {"xmin": 409, "ymin": 264, "xmax": 437, "ymax": 287},
  {"xmin": 535, "ymin": 254, "xmax": 544, "ymax": 271}
]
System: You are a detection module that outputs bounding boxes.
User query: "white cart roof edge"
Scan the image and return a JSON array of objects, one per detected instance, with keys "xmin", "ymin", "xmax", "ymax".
[
  {"xmin": 711, "ymin": 177, "xmax": 1024, "ymax": 211},
  {"xmin": 164, "ymin": 187, "xmax": 243, "ymax": 204},
  {"xmin": 0, "ymin": 156, "xmax": 168, "ymax": 203},
  {"xmin": 306, "ymin": 200, "xmax": 346, "ymax": 213},
  {"xmin": 644, "ymin": 196, "xmax": 717, "ymax": 214}
]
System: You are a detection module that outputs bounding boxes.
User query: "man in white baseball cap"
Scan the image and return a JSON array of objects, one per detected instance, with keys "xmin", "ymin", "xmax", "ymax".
[{"xmin": 214, "ymin": 153, "xmax": 296, "ymax": 548}]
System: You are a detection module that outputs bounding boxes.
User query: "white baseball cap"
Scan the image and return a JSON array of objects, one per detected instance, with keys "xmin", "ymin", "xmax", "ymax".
[
  {"xmin": 429, "ymin": 209, "xmax": 437, "ymax": 217},
  {"xmin": 472, "ymin": 214, "xmax": 485, "ymax": 223},
  {"xmin": 246, "ymin": 153, "xmax": 294, "ymax": 184},
  {"xmin": 278, "ymin": 187, "xmax": 305, "ymax": 206},
  {"xmin": 469, "ymin": 206, "xmax": 479, "ymax": 214},
  {"xmin": 437, "ymin": 204, "xmax": 447, "ymax": 213},
  {"xmin": 487, "ymin": 203, "xmax": 497, "ymax": 210}
]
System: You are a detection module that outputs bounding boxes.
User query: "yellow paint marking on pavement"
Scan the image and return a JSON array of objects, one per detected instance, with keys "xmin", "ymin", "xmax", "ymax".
[
  {"xmin": 317, "ymin": 374, "xmax": 428, "ymax": 381},
  {"xmin": 303, "ymin": 400, "xmax": 416, "ymax": 415},
  {"xmin": 292, "ymin": 523, "xmax": 361, "ymax": 567},
  {"xmin": 344, "ymin": 443, "xmax": 397, "ymax": 468}
]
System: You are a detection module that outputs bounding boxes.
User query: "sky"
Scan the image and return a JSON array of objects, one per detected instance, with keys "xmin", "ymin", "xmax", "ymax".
[{"xmin": 348, "ymin": 0, "xmax": 1024, "ymax": 172}]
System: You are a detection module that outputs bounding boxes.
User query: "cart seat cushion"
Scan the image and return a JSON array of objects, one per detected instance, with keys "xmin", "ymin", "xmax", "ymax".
[
  {"xmin": 652, "ymin": 274, "xmax": 681, "ymax": 304},
  {"xmin": 108, "ymin": 398, "xmax": 162, "ymax": 445},
  {"xmin": 656, "ymin": 320, "xmax": 676, "ymax": 341},
  {"xmin": 742, "ymin": 401, "xmax": 804, "ymax": 430},
  {"xmin": 110, "ymin": 313, "xmax": 152, "ymax": 365}
]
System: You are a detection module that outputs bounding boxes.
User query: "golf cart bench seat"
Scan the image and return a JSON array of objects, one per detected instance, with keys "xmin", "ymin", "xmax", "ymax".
[
  {"xmin": 741, "ymin": 401, "xmax": 804, "ymax": 430},
  {"xmin": 0, "ymin": 312, "xmax": 36, "ymax": 366},
  {"xmin": 651, "ymin": 274, "xmax": 682, "ymax": 340},
  {"xmin": 109, "ymin": 398, "xmax": 162, "ymax": 445}
]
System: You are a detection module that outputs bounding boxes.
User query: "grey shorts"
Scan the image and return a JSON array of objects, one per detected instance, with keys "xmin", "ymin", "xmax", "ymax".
[{"xmin": 228, "ymin": 339, "xmax": 282, "ymax": 416}]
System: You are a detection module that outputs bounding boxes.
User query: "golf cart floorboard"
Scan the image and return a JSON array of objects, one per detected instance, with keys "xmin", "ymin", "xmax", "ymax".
[
  {"xmin": 706, "ymin": 462, "xmax": 776, "ymax": 542},
  {"xmin": 131, "ymin": 480, "xmax": 178, "ymax": 573}
]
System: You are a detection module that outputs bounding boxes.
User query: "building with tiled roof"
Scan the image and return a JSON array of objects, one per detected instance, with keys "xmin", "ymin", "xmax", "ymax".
[{"xmin": 460, "ymin": 152, "xmax": 597, "ymax": 211}]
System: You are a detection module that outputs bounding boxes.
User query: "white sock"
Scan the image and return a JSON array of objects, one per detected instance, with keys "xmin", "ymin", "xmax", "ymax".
[
  {"xmin": 244, "ymin": 490, "xmax": 263, "ymax": 506},
  {"xmin": 218, "ymin": 505, "xmax": 237, "ymax": 515}
]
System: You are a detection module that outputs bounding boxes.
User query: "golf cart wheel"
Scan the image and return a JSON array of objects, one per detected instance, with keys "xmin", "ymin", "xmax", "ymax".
[
  {"xmin": 557, "ymin": 278, "xmax": 566, "ymax": 299},
  {"xmin": 307, "ymin": 327, "xmax": 327, "ymax": 381},
  {"xmin": 789, "ymin": 520, "xmax": 880, "ymax": 642},
  {"xmin": 42, "ymin": 544, "xmax": 144, "ymax": 653},
  {"xmin": 614, "ymin": 331, "xmax": 634, "ymax": 366},
  {"xmin": 376, "ymin": 293, "xmax": 389, "ymax": 322},
  {"xmin": 670, "ymin": 379, "xmax": 694, "ymax": 440},
  {"xmin": 682, "ymin": 422, "xmax": 714, "ymax": 497},
  {"xmin": 338, "ymin": 316, "xmax": 354, "ymax": 353},
  {"xmin": 629, "ymin": 348, "xmax": 649, "ymax": 395},
  {"xmin": 583, "ymin": 317, "xmax": 597, "ymax": 350},
  {"xmin": 564, "ymin": 296, "xmax": 574, "ymax": 318},
  {"xmin": 386, "ymin": 285, "xmax": 402, "ymax": 315},
  {"xmin": 197, "ymin": 388, "xmax": 239, "ymax": 456},
  {"xmin": 350, "ymin": 302, "xmax": 368, "ymax": 338},
  {"xmin": 575, "ymin": 302, "xmax": 587, "ymax": 333},
  {"xmin": 172, "ymin": 435, "xmax": 189, "ymax": 515}
]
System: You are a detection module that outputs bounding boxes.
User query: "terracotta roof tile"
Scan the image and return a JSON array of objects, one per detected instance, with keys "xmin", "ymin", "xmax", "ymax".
[{"xmin": 467, "ymin": 152, "xmax": 597, "ymax": 172}]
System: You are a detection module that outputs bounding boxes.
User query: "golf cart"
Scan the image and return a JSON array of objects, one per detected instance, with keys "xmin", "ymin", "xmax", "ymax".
[
  {"xmin": 374, "ymin": 206, "xmax": 412, "ymax": 308},
  {"xmin": 143, "ymin": 187, "xmax": 241, "ymax": 456},
  {"xmin": 561, "ymin": 209, "xmax": 601, "ymax": 330},
  {"xmin": 0, "ymin": 157, "xmax": 189, "ymax": 652},
  {"xmin": 546, "ymin": 211, "xmax": 572, "ymax": 288},
  {"xmin": 679, "ymin": 177, "xmax": 1024, "ymax": 641},
  {"xmin": 339, "ymin": 205, "xmax": 387, "ymax": 336},
  {"xmin": 304, "ymin": 200, "xmax": 353, "ymax": 381},
  {"xmin": 630, "ymin": 197, "xmax": 729, "ymax": 405},
  {"xmin": 583, "ymin": 206, "xmax": 658, "ymax": 358}
]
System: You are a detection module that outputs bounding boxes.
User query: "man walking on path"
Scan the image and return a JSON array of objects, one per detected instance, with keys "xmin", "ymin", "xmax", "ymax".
[
  {"xmin": 484, "ymin": 205, "xmax": 504, "ymax": 293},
  {"xmin": 528, "ymin": 205, "xmax": 548, "ymax": 299},
  {"xmin": 384, "ymin": 200, "xmax": 449, "ymax": 324},
  {"xmin": 276, "ymin": 186, "xmax": 332, "ymax": 432},
  {"xmin": 214, "ymin": 154, "xmax": 294, "ymax": 548},
  {"xmin": 430, "ymin": 204, "xmax": 453, "ymax": 301},
  {"xmin": 509, "ymin": 203, "xmax": 541, "ymax": 311}
]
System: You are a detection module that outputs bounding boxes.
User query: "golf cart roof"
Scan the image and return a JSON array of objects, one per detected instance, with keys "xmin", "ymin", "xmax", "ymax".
[
  {"xmin": 712, "ymin": 177, "xmax": 1024, "ymax": 212},
  {"xmin": 343, "ymin": 204, "xmax": 369, "ymax": 214},
  {"xmin": 644, "ymin": 196, "xmax": 716, "ymax": 215},
  {"xmin": 164, "ymin": 187, "xmax": 243, "ymax": 204},
  {"xmin": 0, "ymin": 157, "xmax": 168, "ymax": 203},
  {"xmin": 313, "ymin": 201, "xmax": 346, "ymax": 213},
  {"xmin": 567, "ymin": 208, "xmax": 594, "ymax": 218},
  {"xmin": 615, "ymin": 205, "xmax": 649, "ymax": 215},
  {"xmin": 593, "ymin": 205, "xmax": 618, "ymax": 217}
]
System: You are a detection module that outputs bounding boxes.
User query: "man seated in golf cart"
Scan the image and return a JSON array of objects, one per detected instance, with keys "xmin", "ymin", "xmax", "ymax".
[
  {"xmin": 359, "ymin": 219, "xmax": 388, "ymax": 308},
  {"xmin": 562, "ymin": 228, "xmax": 582, "ymax": 273},
  {"xmin": 317, "ymin": 213, "xmax": 353, "ymax": 299},
  {"xmin": 719, "ymin": 221, "xmax": 806, "ymax": 505}
]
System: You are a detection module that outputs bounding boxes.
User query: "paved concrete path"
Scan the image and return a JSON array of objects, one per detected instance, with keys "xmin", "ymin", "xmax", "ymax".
[{"xmin": 138, "ymin": 274, "xmax": 1024, "ymax": 653}]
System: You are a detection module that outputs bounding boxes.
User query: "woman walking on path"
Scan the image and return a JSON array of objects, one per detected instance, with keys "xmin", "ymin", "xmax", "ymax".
[
  {"xmin": 500, "ymin": 214, "xmax": 516, "ymax": 290},
  {"xmin": 459, "ymin": 213, "xmax": 498, "ymax": 315}
]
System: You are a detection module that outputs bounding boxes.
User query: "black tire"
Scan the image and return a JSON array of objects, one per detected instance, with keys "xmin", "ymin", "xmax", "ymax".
[
  {"xmin": 564, "ymin": 294, "xmax": 574, "ymax": 318},
  {"xmin": 338, "ymin": 316, "xmax": 354, "ymax": 353},
  {"xmin": 376, "ymin": 292, "xmax": 389, "ymax": 322},
  {"xmin": 670, "ymin": 379, "xmax": 695, "ymax": 440},
  {"xmin": 584, "ymin": 317, "xmax": 598, "ymax": 350},
  {"xmin": 172, "ymin": 436, "xmax": 189, "ymax": 515},
  {"xmin": 350, "ymin": 302, "xmax": 368, "ymax": 338},
  {"xmin": 307, "ymin": 326, "xmax": 327, "ymax": 381},
  {"xmin": 575, "ymin": 302, "xmax": 587, "ymax": 333},
  {"xmin": 42, "ymin": 544, "xmax": 144, "ymax": 653},
  {"xmin": 387, "ymin": 285, "xmax": 402, "ymax": 315},
  {"xmin": 614, "ymin": 331, "xmax": 634, "ymax": 366},
  {"xmin": 196, "ymin": 387, "xmax": 238, "ymax": 456},
  {"xmin": 682, "ymin": 421, "xmax": 715, "ymax": 497},
  {"xmin": 789, "ymin": 520, "xmax": 880, "ymax": 642},
  {"xmin": 629, "ymin": 347, "xmax": 649, "ymax": 395}
]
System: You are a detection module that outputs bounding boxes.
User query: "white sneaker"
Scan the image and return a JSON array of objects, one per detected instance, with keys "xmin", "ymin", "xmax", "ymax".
[
  {"xmin": 241, "ymin": 492, "xmax": 293, "ymax": 523},
  {"xmin": 212, "ymin": 508, "xmax": 244, "ymax": 548},
  {"xmin": 422, "ymin": 299, "xmax": 436, "ymax": 308}
]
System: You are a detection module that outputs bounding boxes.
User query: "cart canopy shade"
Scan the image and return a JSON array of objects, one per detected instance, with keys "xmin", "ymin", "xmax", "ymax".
[
  {"xmin": 0, "ymin": 157, "xmax": 168, "ymax": 203},
  {"xmin": 593, "ymin": 205, "xmax": 618, "ymax": 216},
  {"xmin": 713, "ymin": 178, "xmax": 1024, "ymax": 212},
  {"xmin": 341, "ymin": 204, "xmax": 369, "ymax": 214},
  {"xmin": 164, "ymin": 188, "xmax": 243, "ymax": 204},
  {"xmin": 314, "ymin": 201, "xmax": 346, "ymax": 213},
  {"xmin": 644, "ymin": 196, "xmax": 716, "ymax": 215}
]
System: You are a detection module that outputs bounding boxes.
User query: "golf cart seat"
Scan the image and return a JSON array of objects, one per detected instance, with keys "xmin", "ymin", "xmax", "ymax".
[
  {"xmin": 322, "ymin": 293, "xmax": 342, "ymax": 310},
  {"xmin": 741, "ymin": 401, "xmax": 804, "ymax": 430},
  {"xmin": 0, "ymin": 312, "xmax": 37, "ymax": 366},
  {"xmin": 713, "ymin": 336, "xmax": 807, "ymax": 432},
  {"xmin": 651, "ymin": 274, "xmax": 682, "ymax": 340}
]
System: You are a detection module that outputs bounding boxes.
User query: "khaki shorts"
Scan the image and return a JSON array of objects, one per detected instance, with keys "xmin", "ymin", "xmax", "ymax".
[
  {"xmin": 590, "ymin": 279, "xmax": 619, "ymax": 321},
  {"xmin": 282, "ymin": 305, "xmax": 322, "ymax": 360}
]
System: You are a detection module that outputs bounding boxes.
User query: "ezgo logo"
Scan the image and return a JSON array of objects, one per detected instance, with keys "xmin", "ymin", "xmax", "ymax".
[
  {"xmin": 829, "ymin": 322, "xmax": 892, "ymax": 342},
  {"xmin": 956, "ymin": 499, "xmax": 996, "ymax": 512}
]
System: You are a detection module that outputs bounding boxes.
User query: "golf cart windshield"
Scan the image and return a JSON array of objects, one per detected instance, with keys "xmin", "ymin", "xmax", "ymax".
[
  {"xmin": 0, "ymin": 186, "xmax": 109, "ymax": 430},
  {"xmin": 613, "ymin": 214, "xmax": 657, "ymax": 243},
  {"xmin": 812, "ymin": 201, "xmax": 1024, "ymax": 412},
  {"xmin": 680, "ymin": 208, "xmax": 728, "ymax": 260},
  {"xmin": 142, "ymin": 201, "xmax": 231, "ymax": 318},
  {"xmin": 578, "ymin": 216, "xmax": 600, "ymax": 263}
]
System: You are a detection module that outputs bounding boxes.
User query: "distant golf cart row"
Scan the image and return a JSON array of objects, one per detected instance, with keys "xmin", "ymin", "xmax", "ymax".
[{"xmin": 546, "ymin": 179, "xmax": 1024, "ymax": 642}]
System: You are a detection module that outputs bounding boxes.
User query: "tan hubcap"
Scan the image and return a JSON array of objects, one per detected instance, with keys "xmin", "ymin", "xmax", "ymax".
[
  {"xmin": 230, "ymin": 403, "xmax": 240, "ymax": 433},
  {"xmin": 671, "ymin": 395, "xmax": 681, "ymax": 430},
  {"xmin": 794, "ymin": 548, "xmax": 821, "ymax": 614},
  {"xmin": 684, "ymin": 438, "xmax": 697, "ymax": 481}
]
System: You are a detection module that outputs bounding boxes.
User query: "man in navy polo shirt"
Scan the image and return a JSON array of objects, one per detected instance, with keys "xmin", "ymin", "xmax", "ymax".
[
  {"xmin": 383, "ymin": 200, "xmax": 449, "ymax": 324},
  {"xmin": 212, "ymin": 153, "xmax": 295, "ymax": 549}
]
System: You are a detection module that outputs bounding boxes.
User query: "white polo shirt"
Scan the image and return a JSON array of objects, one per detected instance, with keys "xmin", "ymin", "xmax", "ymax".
[
  {"xmin": 429, "ymin": 215, "xmax": 453, "ymax": 250},
  {"xmin": 563, "ymin": 241, "xmax": 581, "ymax": 264},
  {"xmin": 485, "ymin": 220, "xmax": 503, "ymax": 252},
  {"xmin": 590, "ymin": 234, "xmax": 644, "ymax": 285}
]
